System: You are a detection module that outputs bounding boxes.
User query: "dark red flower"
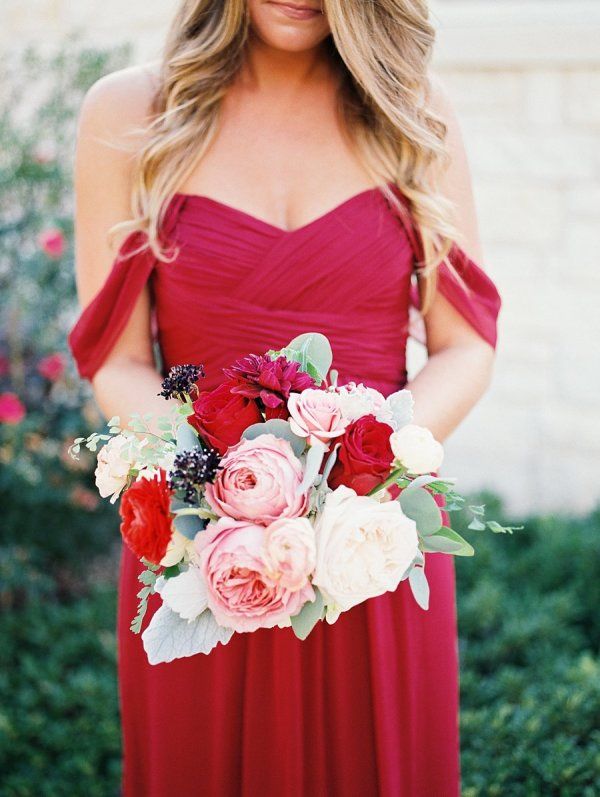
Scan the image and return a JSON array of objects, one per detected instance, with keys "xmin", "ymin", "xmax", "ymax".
[
  {"xmin": 328, "ymin": 414, "xmax": 394, "ymax": 496},
  {"xmin": 188, "ymin": 381, "xmax": 262, "ymax": 455},
  {"xmin": 119, "ymin": 470, "xmax": 173, "ymax": 565},
  {"xmin": 223, "ymin": 354, "xmax": 315, "ymax": 414}
]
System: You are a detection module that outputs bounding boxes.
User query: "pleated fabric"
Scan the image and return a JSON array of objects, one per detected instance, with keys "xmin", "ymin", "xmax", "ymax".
[{"xmin": 68, "ymin": 182, "xmax": 501, "ymax": 797}]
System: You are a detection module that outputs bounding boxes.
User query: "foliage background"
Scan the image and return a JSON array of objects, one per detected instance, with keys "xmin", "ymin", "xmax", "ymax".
[{"xmin": 0, "ymin": 45, "xmax": 598, "ymax": 797}]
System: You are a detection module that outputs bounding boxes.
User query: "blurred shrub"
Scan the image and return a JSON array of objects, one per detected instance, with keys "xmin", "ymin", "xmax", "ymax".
[
  {"xmin": 0, "ymin": 586, "xmax": 120, "ymax": 797},
  {"xmin": 0, "ymin": 43, "xmax": 130, "ymax": 584},
  {"xmin": 456, "ymin": 499, "xmax": 600, "ymax": 796}
]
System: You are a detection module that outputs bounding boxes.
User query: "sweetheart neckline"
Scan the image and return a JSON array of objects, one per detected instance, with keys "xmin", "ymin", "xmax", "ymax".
[{"xmin": 171, "ymin": 183, "xmax": 394, "ymax": 235}]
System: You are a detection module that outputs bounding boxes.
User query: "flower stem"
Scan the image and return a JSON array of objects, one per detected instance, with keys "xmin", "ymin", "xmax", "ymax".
[{"xmin": 367, "ymin": 467, "xmax": 407, "ymax": 496}]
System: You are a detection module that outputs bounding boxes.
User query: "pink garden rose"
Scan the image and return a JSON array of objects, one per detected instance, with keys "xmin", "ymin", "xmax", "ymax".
[
  {"xmin": 205, "ymin": 433, "xmax": 308, "ymax": 524},
  {"xmin": 262, "ymin": 517, "xmax": 316, "ymax": 592},
  {"xmin": 37, "ymin": 352, "xmax": 65, "ymax": 381},
  {"xmin": 0, "ymin": 392, "xmax": 25, "ymax": 424},
  {"xmin": 287, "ymin": 388, "xmax": 348, "ymax": 446},
  {"xmin": 195, "ymin": 517, "xmax": 315, "ymax": 632},
  {"xmin": 38, "ymin": 227, "xmax": 65, "ymax": 259}
]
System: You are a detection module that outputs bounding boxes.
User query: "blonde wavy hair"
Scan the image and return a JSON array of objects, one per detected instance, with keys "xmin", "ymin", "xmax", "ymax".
[{"xmin": 113, "ymin": 0, "xmax": 459, "ymax": 312}]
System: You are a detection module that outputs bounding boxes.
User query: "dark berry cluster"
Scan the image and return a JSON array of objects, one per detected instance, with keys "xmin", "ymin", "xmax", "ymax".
[
  {"xmin": 168, "ymin": 446, "xmax": 221, "ymax": 503},
  {"xmin": 158, "ymin": 364, "xmax": 205, "ymax": 401}
]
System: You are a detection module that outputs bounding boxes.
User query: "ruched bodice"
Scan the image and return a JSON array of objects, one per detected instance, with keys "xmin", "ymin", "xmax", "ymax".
[
  {"xmin": 68, "ymin": 183, "xmax": 500, "ymax": 394},
  {"xmin": 67, "ymin": 183, "xmax": 501, "ymax": 797}
]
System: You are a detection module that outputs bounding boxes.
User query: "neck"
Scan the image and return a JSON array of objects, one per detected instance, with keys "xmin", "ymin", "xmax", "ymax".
[{"xmin": 240, "ymin": 32, "xmax": 334, "ymax": 92}]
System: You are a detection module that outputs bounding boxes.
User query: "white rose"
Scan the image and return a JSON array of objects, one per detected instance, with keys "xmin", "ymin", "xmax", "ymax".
[
  {"xmin": 313, "ymin": 486, "xmax": 419, "ymax": 622},
  {"xmin": 335, "ymin": 382, "xmax": 386, "ymax": 422},
  {"xmin": 389, "ymin": 424, "xmax": 444, "ymax": 474},
  {"xmin": 94, "ymin": 434, "xmax": 134, "ymax": 502}
]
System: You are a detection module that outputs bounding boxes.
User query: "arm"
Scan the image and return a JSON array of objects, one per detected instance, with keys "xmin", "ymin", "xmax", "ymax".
[
  {"xmin": 406, "ymin": 78, "xmax": 496, "ymax": 442},
  {"xmin": 73, "ymin": 64, "xmax": 176, "ymax": 429}
]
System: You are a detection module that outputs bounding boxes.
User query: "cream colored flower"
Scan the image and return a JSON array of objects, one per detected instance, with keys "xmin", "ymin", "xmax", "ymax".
[{"xmin": 389, "ymin": 424, "xmax": 444, "ymax": 475}]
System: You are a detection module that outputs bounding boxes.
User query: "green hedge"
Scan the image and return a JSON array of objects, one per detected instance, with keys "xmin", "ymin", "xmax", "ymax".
[{"xmin": 456, "ymin": 500, "xmax": 600, "ymax": 796}]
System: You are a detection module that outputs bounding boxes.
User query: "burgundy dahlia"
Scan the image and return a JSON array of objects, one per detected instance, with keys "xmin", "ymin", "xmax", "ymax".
[{"xmin": 223, "ymin": 353, "xmax": 315, "ymax": 416}]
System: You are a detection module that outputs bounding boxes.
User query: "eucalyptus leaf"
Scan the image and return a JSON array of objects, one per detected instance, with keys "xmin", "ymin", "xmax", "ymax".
[
  {"xmin": 468, "ymin": 516, "xmax": 486, "ymax": 531},
  {"xmin": 173, "ymin": 512, "xmax": 206, "ymax": 540},
  {"xmin": 243, "ymin": 419, "xmax": 306, "ymax": 457},
  {"xmin": 290, "ymin": 588, "xmax": 325, "ymax": 641},
  {"xmin": 286, "ymin": 332, "xmax": 333, "ymax": 381},
  {"xmin": 409, "ymin": 567, "xmax": 430, "ymax": 610},
  {"xmin": 422, "ymin": 527, "xmax": 474, "ymax": 556},
  {"xmin": 176, "ymin": 421, "xmax": 199, "ymax": 453},
  {"xmin": 399, "ymin": 486, "xmax": 443, "ymax": 536}
]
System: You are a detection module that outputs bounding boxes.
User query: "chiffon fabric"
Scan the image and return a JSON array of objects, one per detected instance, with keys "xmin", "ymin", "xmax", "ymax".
[{"xmin": 68, "ymin": 182, "xmax": 501, "ymax": 797}]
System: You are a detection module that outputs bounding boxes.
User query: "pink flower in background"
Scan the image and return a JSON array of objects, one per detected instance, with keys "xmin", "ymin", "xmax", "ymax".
[
  {"xmin": 0, "ymin": 392, "xmax": 26, "ymax": 424},
  {"xmin": 70, "ymin": 485, "xmax": 100, "ymax": 511},
  {"xmin": 37, "ymin": 352, "xmax": 65, "ymax": 381},
  {"xmin": 31, "ymin": 140, "xmax": 58, "ymax": 164},
  {"xmin": 205, "ymin": 434, "xmax": 308, "ymax": 525},
  {"xmin": 38, "ymin": 227, "xmax": 65, "ymax": 259},
  {"xmin": 195, "ymin": 517, "xmax": 314, "ymax": 633},
  {"xmin": 0, "ymin": 356, "xmax": 9, "ymax": 377}
]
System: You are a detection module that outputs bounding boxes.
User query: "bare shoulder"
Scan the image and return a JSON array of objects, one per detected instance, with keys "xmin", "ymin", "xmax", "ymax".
[
  {"xmin": 78, "ymin": 61, "xmax": 161, "ymax": 139},
  {"xmin": 74, "ymin": 62, "xmax": 162, "ymax": 305},
  {"xmin": 74, "ymin": 61, "xmax": 162, "ymax": 232},
  {"xmin": 425, "ymin": 72, "xmax": 464, "ymax": 152},
  {"xmin": 425, "ymin": 72, "xmax": 483, "ymax": 260}
]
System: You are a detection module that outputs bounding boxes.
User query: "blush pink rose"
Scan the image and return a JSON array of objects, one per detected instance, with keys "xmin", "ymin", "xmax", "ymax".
[
  {"xmin": 195, "ymin": 517, "xmax": 314, "ymax": 632},
  {"xmin": 205, "ymin": 433, "xmax": 308, "ymax": 525},
  {"xmin": 287, "ymin": 388, "xmax": 348, "ymax": 446},
  {"xmin": 37, "ymin": 352, "xmax": 65, "ymax": 381},
  {"xmin": 38, "ymin": 227, "xmax": 65, "ymax": 259},
  {"xmin": 262, "ymin": 516, "xmax": 316, "ymax": 592},
  {"xmin": 0, "ymin": 392, "xmax": 25, "ymax": 424}
]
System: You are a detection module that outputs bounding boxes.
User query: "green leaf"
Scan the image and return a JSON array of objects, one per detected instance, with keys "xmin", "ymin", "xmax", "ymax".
[
  {"xmin": 468, "ymin": 516, "xmax": 486, "ymax": 531},
  {"xmin": 469, "ymin": 504, "xmax": 486, "ymax": 516},
  {"xmin": 422, "ymin": 527, "xmax": 474, "ymax": 556},
  {"xmin": 286, "ymin": 332, "xmax": 333, "ymax": 381},
  {"xmin": 243, "ymin": 419, "xmax": 306, "ymax": 457},
  {"xmin": 106, "ymin": 416, "xmax": 120, "ymax": 427},
  {"xmin": 173, "ymin": 512, "xmax": 205, "ymax": 540},
  {"xmin": 291, "ymin": 588, "xmax": 325, "ymax": 640},
  {"xmin": 163, "ymin": 565, "xmax": 181, "ymax": 580},
  {"xmin": 486, "ymin": 520, "xmax": 524, "ymax": 535},
  {"xmin": 176, "ymin": 421, "xmax": 199, "ymax": 453},
  {"xmin": 399, "ymin": 486, "xmax": 443, "ymax": 536},
  {"xmin": 409, "ymin": 567, "xmax": 430, "ymax": 610}
]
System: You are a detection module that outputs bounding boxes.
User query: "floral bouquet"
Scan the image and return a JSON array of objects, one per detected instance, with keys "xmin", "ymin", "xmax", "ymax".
[{"xmin": 70, "ymin": 332, "xmax": 515, "ymax": 664}]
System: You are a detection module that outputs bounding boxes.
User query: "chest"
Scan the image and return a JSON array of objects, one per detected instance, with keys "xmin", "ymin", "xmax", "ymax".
[{"xmin": 177, "ymin": 84, "xmax": 378, "ymax": 233}]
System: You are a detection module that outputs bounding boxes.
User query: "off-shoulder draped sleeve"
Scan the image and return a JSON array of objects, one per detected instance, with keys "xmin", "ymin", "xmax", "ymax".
[
  {"xmin": 67, "ymin": 230, "xmax": 157, "ymax": 381},
  {"xmin": 389, "ymin": 187, "xmax": 502, "ymax": 349},
  {"xmin": 67, "ymin": 195, "xmax": 185, "ymax": 381}
]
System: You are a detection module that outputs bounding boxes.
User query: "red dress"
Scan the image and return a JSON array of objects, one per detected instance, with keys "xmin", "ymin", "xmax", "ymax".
[{"xmin": 68, "ymin": 183, "xmax": 501, "ymax": 797}]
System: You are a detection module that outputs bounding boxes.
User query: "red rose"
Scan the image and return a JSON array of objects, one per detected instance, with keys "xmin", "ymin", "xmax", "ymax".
[
  {"xmin": 328, "ymin": 414, "xmax": 394, "ymax": 496},
  {"xmin": 119, "ymin": 470, "xmax": 173, "ymax": 565},
  {"xmin": 188, "ymin": 381, "xmax": 262, "ymax": 455}
]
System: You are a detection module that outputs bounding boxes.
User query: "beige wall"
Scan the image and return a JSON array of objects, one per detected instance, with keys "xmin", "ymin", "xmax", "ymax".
[{"xmin": 2, "ymin": 1, "xmax": 599, "ymax": 516}]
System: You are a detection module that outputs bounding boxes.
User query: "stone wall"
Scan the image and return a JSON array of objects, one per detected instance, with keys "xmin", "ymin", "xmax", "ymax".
[{"xmin": 2, "ymin": 0, "xmax": 599, "ymax": 515}]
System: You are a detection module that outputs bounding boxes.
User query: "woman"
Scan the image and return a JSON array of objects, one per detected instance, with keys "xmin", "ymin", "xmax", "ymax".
[{"xmin": 68, "ymin": 1, "xmax": 501, "ymax": 795}]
